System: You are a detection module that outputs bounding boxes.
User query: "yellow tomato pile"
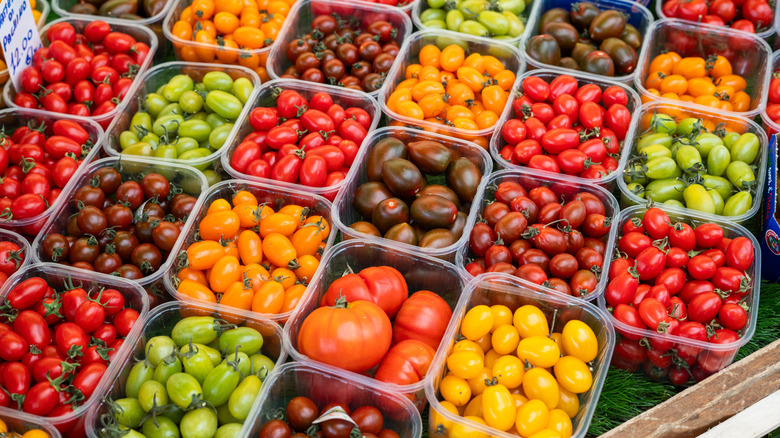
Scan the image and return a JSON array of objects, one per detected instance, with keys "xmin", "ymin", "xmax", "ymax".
[
  {"xmin": 170, "ymin": 0, "xmax": 294, "ymax": 80},
  {"xmin": 387, "ymin": 44, "xmax": 514, "ymax": 143},
  {"xmin": 176, "ymin": 190, "xmax": 329, "ymax": 319},
  {"xmin": 0, "ymin": 419, "xmax": 49, "ymax": 438},
  {"xmin": 432, "ymin": 304, "xmax": 600, "ymax": 438},
  {"xmin": 643, "ymin": 53, "xmax": 751, "ymax": 113},
  {"xmin": 0, "ymin": 0, "xmax": 43, "ymax": 82}
]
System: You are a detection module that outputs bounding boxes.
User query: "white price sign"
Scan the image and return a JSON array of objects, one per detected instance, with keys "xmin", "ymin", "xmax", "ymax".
[{"xmin": 0, "ymin": 0, "xmax": 43, "ymax": 90}]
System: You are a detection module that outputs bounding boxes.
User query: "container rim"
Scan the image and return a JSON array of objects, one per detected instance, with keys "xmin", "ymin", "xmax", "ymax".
[{"xmin": 51, "ymin": 0, "xmax": 174, "ymax": 26}]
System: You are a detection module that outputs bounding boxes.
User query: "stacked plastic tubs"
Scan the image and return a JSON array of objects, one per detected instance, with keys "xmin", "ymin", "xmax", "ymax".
[
  {"xmin": 101, "ymin": 61, "xmax": 261, "ymax": 176},
  {"xmin": 220, "ymin": 79, "xmax": 382, "ymax": 201},
  {"xmin": 32, "ymin": 157, "xmax": 209, "ymax": 296},
  {"xmin": 761, "ymin": 50, "xmax": 780, "ymax": 134},
  {"xmin": 0, "ymin": 411, "xmax": 62, "ymax": 438},
  {"xmin": 0, "ymin": 109, "xmax": 104, "ymax": 238},
  {"xmin": 426, "ymin": 272, "xmax": 615, "ymax": 438},
  {"xmin": 0, "ymin": 264, "xmax": 149, "ymax": 436},
  {"xmin": 2, "ymin": 17, "xmax": 158, "ymax": 129}
]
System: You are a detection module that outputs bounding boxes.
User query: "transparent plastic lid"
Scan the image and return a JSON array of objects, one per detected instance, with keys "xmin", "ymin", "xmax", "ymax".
[{"xmin": 52, "ymin": 0, "xmax": 174, "ymax": 26}]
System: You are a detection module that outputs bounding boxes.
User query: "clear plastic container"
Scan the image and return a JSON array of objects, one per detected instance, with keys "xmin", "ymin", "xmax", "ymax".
[
  {"xmin": 521, "ymin": 0, "xmax": 653, "ymax": 84},
  {"xmin": 102, "ymin": 61, "xmax": 261, "ymax": 172},
  {"xmin": 454, "ymin": 168, "xmax": 620, "ymax": 302},
  {"xmin": 163, "ymin": 0, "xmax": 274, "ymax": 76},
  {"xmin": 617, "ymin": 101, "xmax": 768, "ymax": 224},
  {"xmin": 411, "ymin": 0, "xmax": 532, "ymax": 48},
  {"xmin": 598, "ymin": 204, "xmax": 760, "ymax": 381},
  {"xmin": 761, "ymin": 50, "xmax": 780, "ymax": 135},
  {"xmin": 377, "ymin": 29, "xmax": 525, "ymax": 149},
  {"xmin": 162, "ymin": 179, "xmax": 337, "ymax": 323},
  {"xmin": 245, "ymin": 362, "xmax": 423, "ymax": 436},
  {"xmin": 331, "ymin": 126, "xmax": 493, "ymax": 261},
  {"xmin": 426, "ymin": 272, "xmax": 615, "ymax": 438},
  {"xmin": 0, "ymin": 228, "xmax": 32, "ymax": 274},
  {"xmin": 0, "ymin": 0, "xmax": 49, "ymax": 87},
  {"xmin": 0, "ymin": 263, "xmax": 149, "ymax": 437},
  {"xmin": 31, "ymin": 157, "xmax": 209, "ymax": 292},
  {"xmin": 220, "ymin": 78, "xmax": 381, "ymax": 201},
  {"xmin": 283, "ymin": 239, "xmax": 464, "ymax": 409},
  {"xmin": 266, "ymin": 0, "xmax": 413, "ymax": 98},
  {"xmin": 2, "ymin": 17, "xmax": 158, "ymax": 130},
  {"xmin": 634, "ymin": 18, "xmax": 772, "ymax": 119},
  {"xmin": 489, "ymin": 69, "xmax": 641, "ymax": 188},
  {"xmin": 84, "ymin": 300, "xmax": 287, "ymax": 438},
  {"xmin": 656, "ymin": 0, "xmax": 778, "ymax": 40},
  {"xmin": 0, "ymin": 108, "xmax": 104, "ymax": 238},
  {"xmin": 51, "ymin": 0, "xmax": 173, "ymax": 57},
  {"xmin": 0, "ymin": 410, "xmax": 62, "ymax": 438}
]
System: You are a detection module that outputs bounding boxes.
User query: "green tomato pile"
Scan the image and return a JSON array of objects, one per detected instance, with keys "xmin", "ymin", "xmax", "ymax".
[
  {"xmin": 118, "ymin": 71, "xmax": 254, "ymax": 172},
  {"xmin": 102, "ymin": 316, "xmax": 275, "ymax": 438},
  {"xmin": 419, "ymin": 0, "xmax": 527, "ymax": 40},
  {"xmin": 624, "ymin": 114, "xmax": 760, "ymax": 217}
]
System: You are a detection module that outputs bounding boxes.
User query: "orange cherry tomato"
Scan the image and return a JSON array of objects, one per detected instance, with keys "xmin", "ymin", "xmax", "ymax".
[
  {"xmin": 481, "ymin": 84, "xmax": 507, "ymax": 115},
  {"xmin": 716, "ymin": 75, "xmax": 747, "ymax": 92},
  {"xmin": 208, "ymin": 199, "xmax": 232, "ymax": 214},
  {"xmin": 420, "ymin": 45, "xmax": 442, "ymax": 68},
  {"xmin": 440, "ymin": 45, "xmax": 465, "ymax": 72},
  {"xmin": 294, "ymin": 254, "xmax": 319, "ymax": 282},
  {"xmin": 178, "ymin": 279, "xmax": 217, "ymax": 303},
  {"xmin": 187, "ymin": 241, "xmax": 225, "ymax": 270},
  {"xmin": 281, "ymin": 283, "xmax": 306, "ymax": 313},
  {"xmin": 660, "ymin": 74, "xmax": 688, "ymax": 95},
  {"xmin": 259, "ymin": 212, "xmax": 298, "ymax": 237},
  {"xmin": 251, "ymin": 280, "xmax": 285, "ymax": 313},
  {"xmin": 649, "ymin": 53, "xmax": 674, "ymax": 75},
  {"xmin": 220, "ymin": 281, "xmax": 254, "ymax": 322},
  {"xmin": 237, "ymin": 229, "xmax": 263, "ymax": 265},
  {"xmin": 209, "ymin": 255, "xmax": 241, "ymax": 293},
  {"xmin": 244, "ymin": 263, "xmax": 271, "ymax": 291},
  {"xmin": 672, "ymin": 57, "xmax": 705, "ymax": 79},
  {"xmin": 262, "ymin": 233, "xmax": 297, "ymax": 268},
  {"xmin": 199, "ymin": 211, "xmax": 240, "ymax": 240}
]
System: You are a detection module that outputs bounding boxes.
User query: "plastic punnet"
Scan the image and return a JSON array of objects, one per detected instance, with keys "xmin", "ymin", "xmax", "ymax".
[{"xmin": 761, "ymin": 50, "xmax": 780, "ymax": 135}]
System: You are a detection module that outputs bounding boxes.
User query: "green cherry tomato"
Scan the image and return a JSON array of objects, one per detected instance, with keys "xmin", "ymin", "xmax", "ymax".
[
  {"xmin": 458, "ymin": 20, "xmax": 490, "ymax": 36},
  {"xmin": 708, "ymin": 189, "xmax": 725, "ymax": 215},
  {"xmin": 723, "ymin": 131, "xmax": 741, "ymax": 149},
  {"xmin": 218, "ymin": 327, "xmax": 263, "ymax": 355},
  {"xmin": 702, "ymin": 175, "xmax": 733, "ymax": 200},
  {"xmin": 663, "ymin": 199, "xmax": 685, "ymax": 208},
  {"xmin": 119, "ymin": 131, "xmax": 140, "ymax": 150},
  {"xmin": 166, "ymin": 373, "xmax": 204, "ymax": 409},
  {"xmin": 478, "ymin": 11, "xmax": 510, "ymax": 35},
  {"xmin": 645, "ymin": 157, "xmax": 678, "ymax": 179},
  {"xmin": 221, "ymin": 351, "xmax": 251, "ymax": 376},
  {"xmin": 130, "ymin": 112, "xmax": 152, "ymax": 138},
  {"xmin": 156, "ymin": 84, "xmax": 168, "ymax": 94},
  {"xmin": 624, "ymin": 162, "xmax": 648, "ymax": 184},
  {"xmin": 650, "ymin": 114, "xmax": 677, "ymax": 134},
  {"xmin": 171, "ymin": 316, "xmax": 225, "ymax": 346},
  {"xmin": 203, "ymin": 362, "xmax": 241, "ymax": 406},
  {"xmin": 154, "ymin": 144, "xmax": 179, "ymax": 160},
  {"xmin": 113, "ymin": 398, "xmax": 145, "ymax": 428},
  {"xmin": 675, "ymin": 145, "xmax": 702, "ymax": 171},
  {"xmin": 228, "ymin": 374, "xmax": 261, "ymax": 420},
  {"xmin": 638, "ymin": 133, "xmax": 673, "ymax": 151},
  {"xmin": 675, "ymin": 118, "xmax": 702, "ymax": 136},
  {"xmin": 153, "ymin": 352, "xmax": 183, "ymax": 386},
  {"xmin": 249, "ymin": 353, "xmax": 275, "ymax": 377},
  {"xmin": 459, "ymin": 0, "xmax": 485, "ymax": 17},
  {"xmin": 194, "ymin": 343, "xmax": 223, "ymax": 366},
  {"xmin": 145, "ymin": 93, "xmax": 169, "ymax": 118},
  {"xmin": 725, "ymin": 161, "xmax": 756, "ymax": 189},
  {"xmin": 641, "ymin": 144, "xmax": 672, "ymax": 162},
  {"xmin": 206, "ymin": 90, "xmax": 243, "ymax": 121},
  {"xmin": 179, "ymin": 119, "xmax": 212, "ymax": 142},
  {"xmin": 683, "ymin": 184, "xmax": 716, "ymax": 214},
  {"xmin": 179, "ymin": 149, "xmax": 213, "ymax": 169},
  {"xmin": 180, "ymin": 90, "xmax": 204, "ymax": 114},
  {"xmin": 138, "ymin": 380, "xmax": 169, "ymax": 412},
  {"xmin": 153, "ymin": 115, "xmax": 184, "ymax": 137},
  {"xmin": 180, "ymin": 408, "xmax": 218, "ymax": 438},
  {"xmin": 203, "ymin": 71, "xmax": 234, "ymax": 92},
  {"xmin": 126, "ymin": 359, "xmax": 155, "ymax": 399},
  {"xmin": 216, "ymin": 424, "xmax": 243, "ymax": 438},
  {"xmin": 206, "ymin": 113, "xmax": 228, "ymax": 129},
  {"xmin": 723, "ymin": 191, "xmax": 752, "ymax": 216},
  {"xmin": 146, "ymin": 336, "xmax": 177, "ymax": 367},
  {"xmin": 425, "ymin": 19, "xmax": 447, "ymax": 29},
  {"xmin": 159, "ymin": 102, "xmax": 184, "ymax": 118},
  {"xmin": 693, "ymin": 132, "xmax": 723, "ymax": 158},
  {"xmin": 644, "ymin": 178, "xmax": 684, "ymax": 203},
  {"xmin": 625, "ymin": 182, "xmax": 645, "ymax": 199},
  {"xmin": 179, "ymin": 342, "xmax": 216, "ymax": 384},
  {"xmin": 217, "ymin": 402, "xmax": 242, "ymax": 425},
  {"xmin": 209, "ymin": 123, "xmax": 234, "ymax": 150},
  {"xmin": 174, "ymin": 137, "xmax": 200, "ymax": 155},
  {"xmin": 499, "ymin": 0, "xmax": 525, "ymax": 15},
  {"xmin": 232, "ymin": 77, "xmax": 254, "ymax": 105},
  {"xmin": 189, "ymin": 111, "xmax": 209, "ymax": 121},
  {"xmin": 203, "ymin": 169, "xmax": 221, "ymax": 186},
  {"xmin": 161, "ymin": 405, "xmax": 186, "ymax": 424},
  {"xmin": 706, "ymin": 145, "xmax": 731, "ymax": 176},
  {"xmin": 428, "ymin": 0, "xmax": 446, "ymax": 8},
  {"xmin": 421, "ymin": 8, "xmax": 446, "ymax": 22},
  {"xmin": 446, "ymin": 9, "xmax": 465, "ymax": 30},
  {"xmin": 730, "ymin": 133, "xmax": 759, "ymax": 164},
  {"xmin": 163, "ymin": 74, "xmax": 195, "ymax": 102},
  {"xmin": 140, "ymin": 132, "xmax": 161, "ymax": 149},
  {"xmin": 503, "ymin": 11, "xmax": 525, "ymax": 37},
  {"xmin": 142, "ymin": 416, "xmax": 181, "ymax": 438}
]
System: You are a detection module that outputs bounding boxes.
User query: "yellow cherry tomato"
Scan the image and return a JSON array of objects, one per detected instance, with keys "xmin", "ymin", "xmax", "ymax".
[
  {"xmin": 548, "ymin": 409, "xmax": 573, "ymax": 438},
  {"xmin": 453, "ymin": 340, "xmax": 486, "ymax": 361},
  {"xmin": 556, "ymin": 386, "xmax": 580, "ymax": 418},
  {"xmin": 430, "ymin": 401, "xmax": 459, "ymax": 434},
  {"xmin": 550, "ymin": 333, "xmax": 566, "ymax": 355},
  {"xmin": 523, "ymin": 367, "xmax": 560, "ymax": 410},
  {"xmin": 441, "ymin": 375, "xmax": 472, "ymax": 406},
  {"xmin": 492, "ymin": 355, "xmax": 524, "ymax": 389},
  {"xmin": 447, "ymin": 350, "xmax": 484, "ymax": 379},
  {"xmin": 464, "ymin": 393, "xmax": 483, "ymax": 417},
  {"xmin": 468, "ymin": 367, "xmax": 493, "ymax": 396},
  {"xmin": 462, "ymin": 305, "xmax": 494, "ymax": 341},
  {"xmin": 515, "ymin": 399, "xmax": 550, "ymax": 438},
  {"xmin": 561, "ymin": 320, "xmax": 598, "ymax": 363},
  {"xmin": 489, "ymin": 305, "xmax": 513, "ymax": 331},
  {"xmin": 553, "ymin": 356, "xmax": 593, "ymax": 394},
  {"xmin": 517, "ymin": 336, "xmax": 561, "ymax": 368},
  {"xmin": 451, "ymin": 416, "xmax": 489, "ymax": 438},
  {"xmin": 528, "ymin": 430, "xmax": 563, "ymax": 438},
  {"xmin": 484, "ymin": 349, "xmax": 502, "ymax": 369},
  {"xmin": 491, "ymin": 325, "xmax": 520, "ymax": 355},
  {"xmin": 513, "ymin": 305, "xmax": 549, "ymax": 338},
  {"xmin": 482, "ymin": 383, "xmax": 516, "ymax": 431},
  {"xmin": 512, "ymin": 393, "xmax": 529, "ymax": 409}
]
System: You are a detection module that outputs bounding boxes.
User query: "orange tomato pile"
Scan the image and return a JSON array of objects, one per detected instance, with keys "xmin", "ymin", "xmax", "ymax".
[
  {"xmin": 643, "ymin": 53, "xmax": 751, "ymax": 113},
  {"xmin": 170, "ymin": 0, "xmax": 294, "ymax": 80},
  {"xmin": 386, "ymin": 45, "xmax": 515, "ymax": 138},
  {"xmin": 176, "ymin": 190, "xmax": 329, "ymax": 317},
  {"xmin": 0, "ymin": 419, "xmax": 49, "ymax": 438}
]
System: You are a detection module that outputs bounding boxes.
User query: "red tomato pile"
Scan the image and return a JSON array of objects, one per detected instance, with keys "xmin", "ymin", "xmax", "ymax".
[
  {"xmin": 0, "ymin": 119, "xmax": 96, "ymax": 235},
  {"xmin": 297, "ymin": 266, "xmax": 452, "ymax": 387},
  {"xmin": 497, "ymin": 75, "xmax": 631, "ymax": 179},
  {"xmin": 464, "ymin": 180, "xmax": 612, "ymax": 298},
  {"xmin": 13, "ymin": 21, "xmax": 151, "ymax": 120},
  {"xmin": 661, "ymin": 0, "xmax": 773, "ymax": 33},
  {"xmin": 607, "ymin": 207, "xmax": 755, "ymax": 384},
  {"xmin": 0, "ymin": 238, "xmax": 25, "ymax": 287},
  {"xmin": 765, "ymin": 69, "xmax": 780, "ymax": 132},
  {"xmin": 228, "ymin": 90, "xmax": 370, "ymax": 194},
  {"xmin": 0, "ymin": 278, "xmax": 139, "ymax": 421}
]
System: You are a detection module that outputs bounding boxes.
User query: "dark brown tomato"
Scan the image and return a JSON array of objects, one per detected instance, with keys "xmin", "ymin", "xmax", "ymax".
[
  {"xmin": 485, "ymin": 245, "xmax": 513, "ymax": 267},
  {"xmin": 417, "ymin": 185, "xmax": 460, "ymax": 208},
  {"xmin": 367, "ymin": 20, "xmax": 394, "ymax": 42},
  {"xmin": 446, "ymin": 157, "xmax": 482, "ymax": 203},
  {"xmin": 42, "ymin": 233, "xmax": 70, "ymax": 262},
  {"xmin": 538, "ymin": 7, "xmax": 571, "ymax": 31},
  {"xmin": 589, "ymin": 10, "xmax": 626, "ymax": 42},
  {"xmin": 113, "ymin": 231, "xmax": 140, "ymax": 261},
  {"xmin": 323, "ymin": 59, "xmax": 346, "ymax": 80},
  {"xmin": 116, "ymin": 264, "xmax": 143, "ymax": 280},
  {"xmin": 312, "ymin": 15, "xmax": 338, "ymax": 35},
  {"xmin": 334, "ymin": 28, "xmax": 352, "ymax": 40},
  {"xmin": 515, "ymin": 263, "xmax": 549, "ymax": 285},
  {"xmin": 576, "ymin": 246, "xmax": 603, "ymax": 270},
  {"xmin": 322, "ymin": 34, "xmax": 339, "ymax": 51},
  {"xmin": 286, "ymin": 396, "xmax": 319, "ymax": 431},
  {"xmin": 570, "ymin": 269, "xmax": 598, "ymax": 296},
  {"xmin": 526, "ymin": 34, "xmax": 562, "ymax": 66},
  {"xmin": 560, "ymin": 200, "xmax": 587, "ymax": 229},
  {"xmin": 510, "ymin": 239, "xmax": 532, "ymax": 263},
  {"xmin": 336, "ymin": 44, "xmax": 359, "ymax": 65},
  {"xmin": 105, "ymin": 204, "xmax": 133, "ymax": 230},
  {"xmin": 537, "ymin": 203, "xmax": 563, "ymax": 224},
  {"xmin": 518, "ymin": 248, "xmax": 550, "ymax": 272},
  {"xmin": 582, "ymin": 50, "xmax": 615, "ymax": 76},
  {"xmin": 448, "ymin": 211, "xmax": 468, "ymax": 239},
  {"xmin": 419, "ymin": 229, "xmax": 457, "ymax": 249},
  {"xmin": 542, "ymin": 21, "xmax": 579, "ymax": 52},
  {"xmin": 141, "ymin": 202, "xmax": 166, "ymax": 219},
  {"xmin": 600, "ymin": 38, "xmax": 638, "ymax": 75},
  {"xmin": 384, "ymin": 222, "xmax": 418, "ymax": 246},
  {"xmin": 560, "ymin": 57, "xmax": 580, "ymax": 70},
  {"xmin": 77, "ymin": 206, "xmax": 108, "ymax": 235},
  {"xmin": 495, "ymin": 181, "xmax": 527, "ymax": 204},
  {"xmin": 564, "ymin": 229, "xmax": 585, "ymax": 254},
  {"xmin": 358, "ymin": 41, "xmax": 382, "ymax": 61},
  {"xmin": 116, "ymin": 181, "xmax": 144, "ymax": 210},
  {"xmin": 381, "ymin": 158, "xmax": 424, "ymax": 198},
  {"xmin": 372, "ymin": 53, "xmax": 395, "ymax": 74},
  {"xmin": 131, "ymin": 243, "xmax": 162, "ymax": 274},
  {"xmin": 366, "ymin": 137, "xmax": 408, "ymax": 181},
  {"xmin": 353, "ymin": 181, "xmax": 393, "ymax": 218},
  {"xmin": 571, "ymin": 42, "xmax": 597, "ymax": 66},
  {"xmin": 67, "ymin": 215, "xmax": 82, "ymax": 237},
  {"xmin": 407, "ymin": 140, "xmax": 452, "ymax": 175},
  {"xmin": 134, "ymin": 219, "xmax": 158, "ymax": 243},
  {"xmin": 528, "ymin": 187, "xmax": 558, "ymax": 208},
  {"xmin": 72, "ymin": 261, "xmax": 94, "ymax": 271},
  {"xmin": 75, "ymin": 186, "xmax": 106, "ymax": 208},
  {"xmin": 320, "ymin": 418, "xmax": 352, "ymax": 438},
  {"xmin": 410, "ymin": 195, "xmax": 458, "ymax": 229},
  {"xmin": 510, "ymin": 196, "xmax": 539, "ymax": 223},
  {"xmin": 362, "ymin": 73, "xmax": 384, "ymax": 92},
  {"xmin": 620, "ymin": 23, "xmax": 642, "ymax": 49},
  {"xmin": 302, "ymin": 68, "xmax": 325, "ymax": 83},
  {"xmin": 382, "ymin": 44, "xmax": 399, "ymax": 57},
  {"xmin": 372, "ymin": 197, "xmax": 409, "ymax": 234},
  {"xmin": 469, "ymin": 222, "xmax": 496, "ymax": 257},
  {"xmin": 319, "ymin": 50, "xmax": 337, "ymax": 65},
  {"xmin": 549, "ymin": 253, "xmax": 578, "ymax": 279},
  {"xmin": 584, "ymin": 237, "xmax": 606, "ymax": 254},
  {"xmin": 296, "ymin": 52, "xmax": 320, "ymax": 72},
  {"xmin": 93, "ymin": 168, "xmax": 122, "ymax": 194},
  {"xmin": 152, "ymin": 221, "xmax": 181, "ymax": 252},
  {"xmin": 70, "ymin": 237, "xmax": 100, "ymax": 263},
  {"xmin": 287, "ymin": 39, "xmax": 311, "ymax": 62},
  {"xmin": 170, "ymin": 194, "xmax": 198, "ymax": 219},
  {"xmin": 93, "ymin": 252, "xmax": 123, "ymax": 274},
  {"xmin": 533, "ymin": 226, "xmax": 567, "ymax": 256},
  {"xmin": 494, "ymin": 212, "xmax": 528, "ymax": 244},
  {"xmin": 141, "ymin": 173, "xmax": 170, "ymax": 199},
  {"xmin": 302, "ymin": 33, "xmax": 317, "ymax": 47},
  {"xmin": 351, "ymin": 61, "xmax": 372, "ymax": 79},
  {"xmin": 570, "ymin": 1, "xmax": 601, "ymax": 29}
]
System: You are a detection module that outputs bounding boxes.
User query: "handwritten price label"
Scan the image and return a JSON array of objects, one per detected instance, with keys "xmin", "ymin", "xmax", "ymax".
[{"xmin": 0, "ymin": 0, "xmax": 42, "ymax": 90}]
